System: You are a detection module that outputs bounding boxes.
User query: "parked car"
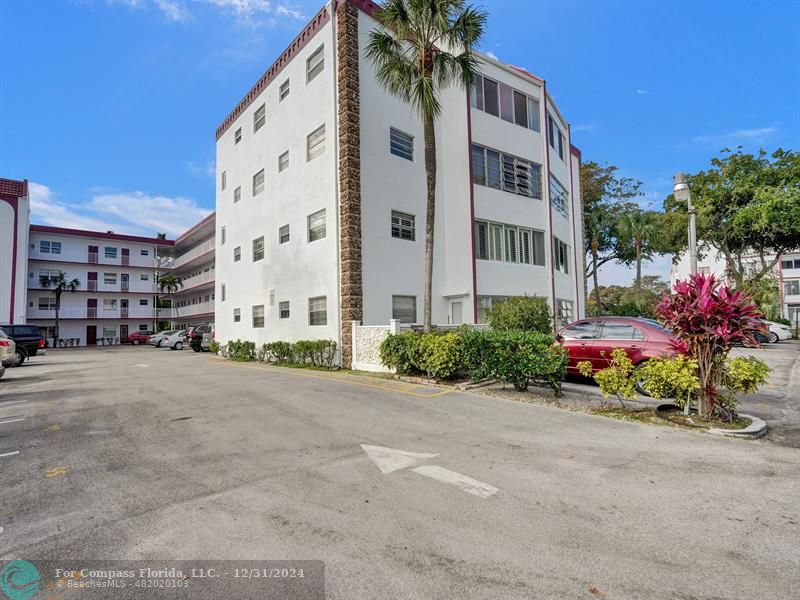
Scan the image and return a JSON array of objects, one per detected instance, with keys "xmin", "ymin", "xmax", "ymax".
[
  {"xmin": 0, "ymin": 324, "xmax": 45, "ymax": 366},
  {"xmin": 189, "ymin": 323, "xmax": 214, "ymax": 352},
  {"xmin": 201, "ymin": 326, "xmax": 215, "ymax": 352},
  {"xmin": 0, "ymin": 330, "xmax": 17, "ymax": 379},
  {"xmin": 556, "ymin": 317, "xmax": 678, "ymax": 394},
  {"xmin": 125, "ymin": 330, "xmax": 153, "ymax": 345},
  {"xmin": 766, "ymin": 321, "xmax": 793, "ymax": 343},
  {"xmin": 149, "ymin": 331, "xmax": 175, "ymax": 347},
  {"xmin": 162, "ymin": 330, "xmax": 187, "ymax": 350}
]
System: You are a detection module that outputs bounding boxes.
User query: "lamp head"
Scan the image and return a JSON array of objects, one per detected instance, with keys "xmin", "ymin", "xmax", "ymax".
[{"xmin": 673, "ymin": 171, "xmax": 691, "ymax": 202}]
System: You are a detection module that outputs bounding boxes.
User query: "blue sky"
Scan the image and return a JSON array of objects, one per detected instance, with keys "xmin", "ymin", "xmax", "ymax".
[{"xmin": 1, "ymin": 0, "xmax": 798, "ymax": 285}]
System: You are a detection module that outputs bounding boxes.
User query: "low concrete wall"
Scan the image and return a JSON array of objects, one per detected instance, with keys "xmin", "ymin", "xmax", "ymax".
[{"xmin": 351, "ymin": 319, "xmax": 400, "ymax": 373}]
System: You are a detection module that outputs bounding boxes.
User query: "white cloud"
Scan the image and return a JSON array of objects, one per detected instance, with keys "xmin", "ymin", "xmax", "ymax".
[
  {"xmin": 187, "ymin": 160, "xmax": 215, "ymax": 178},
  {"xmin": 29, "ymin": 182, "xmax": 211, "ymax": 238},
  {"xmin": 104, "ymin": 0, "xmax": 305, "ymax": 25},
  {"xmin": 571, "ymin": 123, "xmax": 597, "ymax": 133},
  {"xmin": 692, "ymin": 126, "xmax": 779, "ymax": 144},
  {"xmin": 485, "ymin": 50, "xmax": 498, "ymax": 60},
  {"xmin": 155, "ymin": 0, "xmax": 191, "ymax": 21},
  {"xmin": 635, "ymin": 89, "xmax": 648, "ymax": 95}
]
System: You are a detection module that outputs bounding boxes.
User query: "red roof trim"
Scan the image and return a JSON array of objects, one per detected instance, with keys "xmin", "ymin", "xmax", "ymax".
[
  {"xmin": 570, "ymin": 144, "xmax": 582, "ymax": 160},
  {"xmin": 30, "ymin": 224, "xmax": 174, "ymax": 246},
  {"xmin": 0, "ymin": 177, "xmax": 27, "ymax": 200},
  {"xmin": 507, "ymin": 65, "xmax": 544, "ymax": 85},
  {"xmin": 175, "ymin": 211, "xmax": 216, "ymax": 245}
]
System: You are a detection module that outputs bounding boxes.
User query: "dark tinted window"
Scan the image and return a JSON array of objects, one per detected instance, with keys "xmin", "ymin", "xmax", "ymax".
[
  {"xmin": 561, "ymin": 322, "xmax": 598, "ymax": 339},
  {"xmin": 599, "ymin": 322, "xmax": 645, "ymax": 340},
  {"xmin": 3, "ymin": 325, "xmax": 41, "ymax": 337}
]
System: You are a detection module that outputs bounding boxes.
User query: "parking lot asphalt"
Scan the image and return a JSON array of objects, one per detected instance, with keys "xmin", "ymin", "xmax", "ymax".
[{"xmin": 1, "ymin": 346, "xmax": 798, "ymax": 599}]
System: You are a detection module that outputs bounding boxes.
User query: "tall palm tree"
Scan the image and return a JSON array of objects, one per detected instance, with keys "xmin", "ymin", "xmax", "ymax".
[
  {"xmin": 39, "ymin": 271, "xmax": 80, "ymax": 347},
  {"xmin": 586, "ymin": 208, "xmax": 613, "ymax": 316},
  {"xmin": 158, "ymin": 274, "xmax": 183, "ymax": 326},
  {"xmin": 618, "ymin": 211, "xmax": 660, "ymax": 310},
  {"xmin": 366, "ymin": 0, "xmax": 486, "ymax": 331}
]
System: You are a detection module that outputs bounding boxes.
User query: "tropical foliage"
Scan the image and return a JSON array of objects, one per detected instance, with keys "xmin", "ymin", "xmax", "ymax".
[
  {"xmin": 586, "ymin": 276, "xmax": 670, "ymax": 318},
  {"xmin": 577, "ymin": 348, "xmax": 636, "ymax": 408},
  {"xmin": 39, "ymin": 271, "xmax": 81, "ymax": 347},
  {"xmin": 486, "ymin": 296, "xmax": 552, "ymax": 333}
]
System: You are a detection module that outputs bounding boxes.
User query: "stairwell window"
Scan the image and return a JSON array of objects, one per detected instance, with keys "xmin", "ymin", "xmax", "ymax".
[
  {"xmin": 391, "ymin": 211, "xmax": 415, "ymax": 241},
  {"xmin": 279, "ymin": 79, "xmax": 290, "ymax": 101},
  {"xmin": 254, "ymin": 104, "xmax": 266, "ymax": 132},
  {"xmin": 306, "ymin": 45, "xmax": 324, "ymax": 82},
  {"xmin": 233, "ymin": 307, "xmax": 240, "ymax": 322},
  {"xmin": 278, "ymin": 151, "xmax": 289, "ymax": 172},
  {"xmin": 307, "ymin": 209, "xmax": 326, "ymax": 242},
  {"xmin": 475, "ymin": 220, "xmax": 545, "ymax": 266},
  {"xmin": 253, "ymin": 169, "xmax": 265, "ymax": 196},
  {"xmin": 252, "ymin": 236, "xmax": 265, "ymax": 262},
  {"xmin": 233, "ymin": 246, "xmax": 241, "ymax": 262},
  {"xmin": 309, "ymin": 296, "xmax": 327, "ymax": 326},
  {"xmin": 234, "ymin": 128, "xmax": 242, "ymax": 144},
  {"xmin": 307, "ymin": 124, "xmax": 325, "ymax": 161},
  {"xmin": 554, "ymin": 237, "xmax": 570, "ymax": 274},
  {"xmin": 252, "ymin": 305, "xmax": 265, "ymax": 328},
  {"xmin": 234, "ymin": 186, "xmax": 241, "ymax": 203},
  {"xmin": 471, "ymin": 144, "xmax": 541, "ymax": 199},
  {"xmin": 389, "ymin": 128, "xmax": 414, "ymax": 161},
  {"xmin": 392, "ymin": 295, "xmax": 417, "ymax": 323}
]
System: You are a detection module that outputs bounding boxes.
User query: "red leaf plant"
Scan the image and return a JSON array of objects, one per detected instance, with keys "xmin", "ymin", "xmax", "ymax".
[{"xmin": 656, "ymin": 273, "xmax": 766, "ymax": 419}]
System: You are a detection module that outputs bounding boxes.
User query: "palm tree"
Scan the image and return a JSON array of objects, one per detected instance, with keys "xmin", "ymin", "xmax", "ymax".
[
  {"xmin": 158, "ymin": 274, "xmax": 183, "ymax": 326},
  {"xmin": 39, "ymin": 271, "xmax": 80, "ymax": 347},
  {"xmin": 618, "ymin": 211, "xmax": 660, "ymax": 310},
  {"xmin": 586, "ymin": 208, "xmax": 613, "ymax": 316},
  {"xmin": 366, "ymin": 0, "xmax": 486, "ymax": 331}
]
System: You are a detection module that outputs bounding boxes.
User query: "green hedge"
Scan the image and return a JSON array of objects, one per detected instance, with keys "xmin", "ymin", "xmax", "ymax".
[
  {"xmin": 487, "ymin": 296, "xmax": 552, "ymax": 333},
  {"xmin": 218, "ymin": 339, "xmax": 337, "ymax": 369}
]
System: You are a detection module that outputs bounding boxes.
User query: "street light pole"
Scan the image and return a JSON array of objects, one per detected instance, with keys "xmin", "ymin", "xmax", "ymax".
[{"xmin": 673, "ymin": 172, "xmax": 697, "ymax": 275}]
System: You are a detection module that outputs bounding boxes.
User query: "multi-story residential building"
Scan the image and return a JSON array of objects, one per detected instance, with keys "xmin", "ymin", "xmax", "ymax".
[
  {"xmin": 214, "ymin": 0, "xmax": 585, "ymax": 367},
  {"xmin": 25, "ymin": 226, "xmax": 174, "ymax": 344},
  {"xmin": 157, "ymin": 213, "xmax": 216, "ymax": 330},
  {"xmin": 671, "ymin": 248, "xmax": 800, "ymax": 324},
  {"xmin": 0, "ymin": 177, "xmax": 31, "ymax": 325}
]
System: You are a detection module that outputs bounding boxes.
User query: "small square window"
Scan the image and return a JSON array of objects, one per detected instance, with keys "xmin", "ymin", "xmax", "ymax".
[
  {"xmin": 252, "ymin": 304, "xmax": 265, "ymax": 328},
  {"xmin": 279, "ymin": 301, "xmax": 290, "ymax": 319},
  {"xmin": 392, "ymin": 295, "xmax": 417, "ymax": 323},
  {"xmin": 391, "ymin": 211, "xmax": 415, "ymax": 241},
  {"xmin": 103, "ymin": 298, "xmax": 117, "ymax": 310},
  {"xmin": 221, "ymin": 170, "xmax": 227, "ymax": 191},
  {"xmin": 278, "ymin": 150, "xmax": 289, "ymax": 172},
  {"xmin": 389, "ymin": 128, "xmax": 414, "ymax": 161},
  {"xmin": 140, "ymin": 249, "xmax": 149, "ymax": 256},
  {"xmin": 140, "ymin": 274, "xmax": 149, "ymax": 281},
  {"xmin": 233, "ymin": 246, "xmax": 241, "ymax": 262},
  {"xmin": 307, "ymin": 124, "xmax": 325, "ymax": 161},
  {"xmin": 139, "ymin": 298, "xmax": 148, "ymax": 306},
  {"xmin": 234, "ymin": 186, "xmax": 241, "ymax": 203},
  {"xmin": 306, "ymin": 45, "xmax": 324, "ymax": 82},
  {"xmin": 104, "ymin": 246, "xmax": 118, "ymax": 259},
  {"xmin": 104, "ymin": 272, "xmax": 117, "ymax": 285},
  {"xmin": 233, "ymin": 307, "xmax": 241, "ymax": 322},
  {"xmin": 103, "ymin": 325, "xmax": 117, "ymax": 338},
  {"xmin": 279, "ymin": 224, "xmax": 290, "ymax": 244},
  {"xmin": 254, "ymin": 104, "xmax": 266, "ymax": 132},
  {"xmin": 252, "ymin": 236, "xmax": 265, "ymax": 262},
  {"xmin": 307, "ymin": 209, "xmax": 326, "ymax": 242},
  {"xmin": 279, "ymin": 79, "xmax": 290, "ymax": 101},
  {"xmin": 253, "ymin": 169, "xmax": 265, "ymax": 196},
  {"xmin": 309, "ymin": 296, "xmax": 327, "ymax": 326},
  {"xmin": 234, "ymin": 128, "xmax": 242, "ymax": 144}
]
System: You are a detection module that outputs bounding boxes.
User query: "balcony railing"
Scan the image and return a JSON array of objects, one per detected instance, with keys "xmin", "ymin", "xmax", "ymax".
[
  {"xmin": 172, "ymin": 238, "xmax": 215, "ymax": 270},
  {"xmin": 26, "ymin": 307, "xmax": 154, "ymax": 320},
  {"xmin": 174, "ymin": 270, "xmax": 214, "ymax": 292},
  {"xmin": 157, "ymin": 300, "xmax": 214, "ymax": 319},
  {"xmin": 88, "ymin": 280, "xmax": 97, "ymax": 291},
  {"xmin": 88, "ymin": 252, "xmax": 98, "ymax": 264}
]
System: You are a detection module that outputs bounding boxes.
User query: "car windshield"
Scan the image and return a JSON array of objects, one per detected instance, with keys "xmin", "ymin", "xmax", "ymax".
[{"xmin": 638, "ymin": 318, "xmax": 672, "ymax": 334}]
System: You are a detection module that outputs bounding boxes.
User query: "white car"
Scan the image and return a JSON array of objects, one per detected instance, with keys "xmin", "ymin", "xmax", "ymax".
[
  {"xmin": 766, "ymin": 321, "xmax": 793, "ymax": 343},
  {"xmin": 161, "ymin": 330, "xmax": 187, "ymax": 350},
  {"xmin": 149, "ymin": 331, "xmax": 175, "ymax": 347},
  {"xmin": 0, "ymin": 330, "xmax": 16, "ymax": 379}
]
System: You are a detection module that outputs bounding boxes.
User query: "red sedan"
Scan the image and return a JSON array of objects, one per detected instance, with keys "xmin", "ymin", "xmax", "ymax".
[
  {"xmin": 125, "ymin": 330, "xmax": 153, "ymax": 345},
  {"xmin": 557, "ymin": 317, "xmax": 677, "ymax": 377}
]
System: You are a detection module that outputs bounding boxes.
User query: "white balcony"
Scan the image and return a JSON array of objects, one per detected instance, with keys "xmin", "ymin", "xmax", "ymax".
[
  {"xmin": 26, "ymin": 307, "xmax": 155, "ymax": 320},
  {"xmin": 174, "ymin": 270, "xmax": 215, "ymax": 293},
  {"xmin": 172, "ymin": 238, "xmax": 215, "ymax": 270},
  {"xmin": 29, "ymin": 248, "xmax": 159, "ymax": 269},
  {"xmin": 157, "ymin": 300, "xmax": 214, "ymax": 319}
]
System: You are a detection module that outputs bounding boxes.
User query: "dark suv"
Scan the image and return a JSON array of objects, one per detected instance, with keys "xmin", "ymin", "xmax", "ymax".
[
  {"xmin": 0, "ymin": 324, "xmax": 45, "ymax": 366},
  {"xmin": 189, "ymin": 323, "xmax": 213, "ymax": 352}
]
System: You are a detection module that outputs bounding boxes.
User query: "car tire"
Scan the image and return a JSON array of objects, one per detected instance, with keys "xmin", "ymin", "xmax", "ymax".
[
  {"xmin": 192, "ymin": 346, "xmax": 201, "ymax": 352},
  {"xmin": 634, "ymin": 363, "xmax": 651, "ymax": 397},
  {"xmin": 174, "ymin": 341, "xmax": 183, "ymax": 351},
  {"xmin": 768, "ymin": 332, "xmax": 779, "ymax": 344},
  {"xmin": 0, "ymin": 365, "xmax": 5, "ymax": 379},
  {"xmin": 15, "ymin": 350, "xmax": 26, "ymax": 366},
  {"xmin": 132, "ymin": 339, "xmax": 140, "ymax": 346}
]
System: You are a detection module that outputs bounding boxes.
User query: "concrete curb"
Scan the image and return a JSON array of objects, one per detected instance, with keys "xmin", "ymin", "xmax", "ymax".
[{"xmin": 707, "ymin": 414, "xmax": 768, "ymax": 439}]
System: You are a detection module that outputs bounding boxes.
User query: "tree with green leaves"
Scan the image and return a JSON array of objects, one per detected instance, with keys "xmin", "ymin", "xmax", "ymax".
[
  {"xmin": 580, "ymin": 161, "xmax": 643, "ymax": 315},
  {"xmin": 158, "ymin": 274, "xmax": 183, "ymax": 325},
  {"xmin": 366, "ymin": 0, "xmax": 486, "ymax": 331},
  {"xmin": 617, "ymin": 211, "xmax": 661, "ymax": 309},
  {"xmin": 586, "ymin": 275, "xmax": 670, "ymax": 318},
  {"xmin": 663, "ymin": 148, "xmax": 800, "ymax": 288},
  {"xmin": 39, "ymin": 271, "xmax": 81, "ymax": 348}
]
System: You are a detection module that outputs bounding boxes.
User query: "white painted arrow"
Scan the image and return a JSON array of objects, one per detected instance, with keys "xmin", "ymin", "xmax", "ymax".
[{"xmin": 361, "ymin": 444, "xmax": 439, "ymax": 474}]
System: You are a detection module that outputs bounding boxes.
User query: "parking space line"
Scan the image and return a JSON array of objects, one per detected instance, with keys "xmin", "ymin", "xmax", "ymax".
[
  {"xmin": 0, "ymin": 418, "xmax": 25, "ymax": 424},
  {"xmin": 0, "ymin": 400, "xmax": 28, "ymax": 407},
  {"xmin": 0, "ymin": 451, "xmax": 20, "ymax": 458}
]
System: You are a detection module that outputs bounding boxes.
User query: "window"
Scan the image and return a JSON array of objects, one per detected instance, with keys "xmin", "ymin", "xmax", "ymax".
[
  {"xmin": 279, "ymin": 224, "xmax": 290, "ymax": 244},
  {"xmin": 306, "ymin": 45, "xmax": 324, "ymax": 82},
  {"xmin": 252, "ymin": 236, "xmax": 265, "ymax": 262},
  {"xmin": 309, "ymin": 296, "xmax": 327, "ymax": 326},
  {"xmin": 475, "ymin": 220, "xmax": 545, "ymax": 266},
  {"xmin": 104, "ymin": 272, "xmax": 117, "ymax": 285},
  {"xmin": 279, "ymin": 151, "xmax": 289, "ymax": 172},
  {"xmin": 234, "ymin": 186, "xmax": 241, "ymax": 203},
  {"xmin": 548, "ymin": 115, "xmax": 555, "ymax": 147},
  {"xmin": 39, "ymin": 240, "xmax": 62, "ymax": 254},
  {"xmin": 556, "ymin": 299, "xmax": 574, "ymax": 327},
  {"xmin": 279, "ymin": 301, "xmax": 290, "ymax": 319},
  {"xmin": 38, "ymin": 269, "xmax": 60, "ymax": 281},
  {"xmin": 104, "ymin": 246, "xmax": 118, "ymax": 259},
  {"xmin": 221, "ymin": 226, "xmax": 226, "ymax": 245},
  {"xmin": 253, "ymin": 169, "xmax": 265, "ymax": 196},
  {"xmin": 279, "ymin": 79, "xmax": 290, "ymax": 101},
  {"xmin": 561, "ymin": 321, "xmax": 598, "ymax": 340},
  {"xmin": 221, "ymin": 283, "xmax": 226, "ymax": 302},
  {"xmin": 139, "ymin": 324, "xmax": 149, "ymax": 331},
  {"xmin": 471, "ymin": 144, "xmax": 542, "ymax": 199},
  {"xmin": 233, "ymin": 307, "xmax": 241, "ymax": 322},
  {"xmin": 391, "ymin": 212, "xmax": 415, "ymax": 241},
  {"xmin": 782, "ymin": 258, "xmax": 800, "ymax": 269},
  {"xmin": 38, "ymin": 297, "xmax": 57, "ymax": 311},
  {"xmin": 392, "ymin": 295, "xmax": 417, "ymax": 323},
  {"xmin": 307, "ymin": 209, "xmax": 326, "ymax": 242},
  {"xmin": 234, "ymin": 128, "xmax": 242, "ymax": 144},
  {"xmin": 139, "ymin": 299, "xmax": 148, "ymax": 306},
  {"xmin": 103, "ymin": 299, "xmax": 117, "ymax": 310},
  {"xmin": 785, "ymin": 280, "xmax": 800, "ymax": 296},
  {"xmin": 548, "ymin": 116, "xmax": 565, "ymax": 161},
  {"xmin": 103, "ymin": 326, "xmax": 116, "ymax": 338},
  {"xmin": 554, "ymin": 237, "xmax": 570, "ymax": 274},
  {"xmin": 470, "ymin": 74, "xmax": 540, "ymax": 132},
  {"xmin": 140, "ymin": 274, "xmax": 149, "ymax": 281},
  {"xmin": 549, "ymin": 174, "xmax": 569, "ymax": 217},
  {"xmin": 221, "ymin": 170, "xmax": 227, "ymax": 191},
  {"xmin": 307, "ymin": 124, "xmax": 326, "ymax": 161},
  {"xmin": 558, "ymin": 130, "xmax": 564, "ymax": 160},
  {"xmin": 389, "ymin": 128, "xmax": 414, "ymax": 161},
  {"xmin": 698, "ymin": 266, "xmax": 711, "ymax": 275},
  {"xmin": 599, "ymin": 322, "xmax": 645, "ymax": 340},
  {"xmin": 140, "ymin": 249, "xmax": 149, "ymax": 256},
  {"xmin": 476, "ymin": 296, "xmax": 509, "ymax": 323},
  {"xmin": 254, "ymin": 103, "xmax": 266, "ymax": 132},
  {"xmin": 251, "ymin": 305, "xmax": 265, "ymax": 328},
  {"xmin": 233, "ymin": 246, "xmax": 241, "ymax": 262}
]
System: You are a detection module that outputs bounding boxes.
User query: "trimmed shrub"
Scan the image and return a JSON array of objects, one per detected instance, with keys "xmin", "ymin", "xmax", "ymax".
[
  {"xmin": 208, "ymin": 341, "xmax": 220, "ymax": 355},
  {"xmin": 637, "ymin": 355, "xmax": 700, "ymax": 408},
  {"xmin": 265, "ymin": 341, "xmax": 293, "ymax": 363},
  {"xmin": 723, "ymin": 356, "xmax": 771, "ymax": 396},
  {"xmin": 379, "ymin": 333, "xmax": 419, "ymax": 374},
  {"xmin": 487, "ymin": 296, "xmax": 552, "ymax": 333},
  {"xmin": 577, "ymin": 347, "xmax": 636, "ymax": 407},
  {"xmin": 227, "ymin": 339, "xmax": 256, "ymax": 361},
  {"xmin": 416, "ymin": 332, "xmax": 462, "ymax": 380}
]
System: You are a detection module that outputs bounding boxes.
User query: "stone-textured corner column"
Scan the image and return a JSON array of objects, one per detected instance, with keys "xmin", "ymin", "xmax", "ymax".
[{"xmin": 337, "ymin": 0, "xmax": 363, "ymax": 369}]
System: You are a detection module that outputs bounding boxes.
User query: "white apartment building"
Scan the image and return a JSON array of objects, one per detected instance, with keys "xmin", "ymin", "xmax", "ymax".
[
  {"xmin": 672, "ymin": 248, "xmax": 800, "ymax": 324},
  {"xmin": 214, "ymin": 0, "xmax": 585, "ymax": 367},
  {"xmin": 0, "ymin": 177, "xmax": 30, "ymax": 325}
]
